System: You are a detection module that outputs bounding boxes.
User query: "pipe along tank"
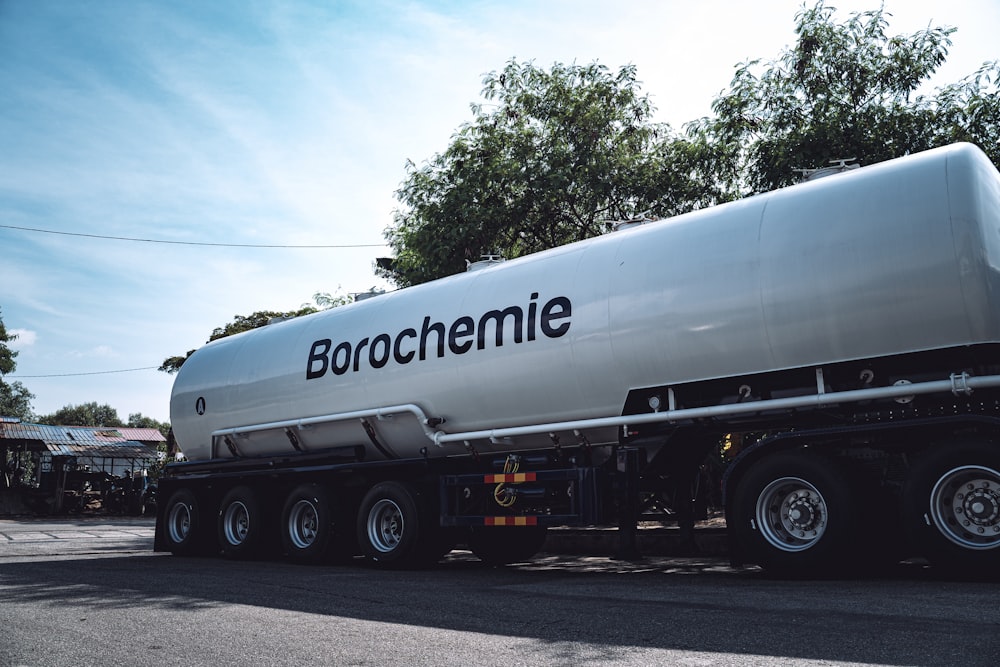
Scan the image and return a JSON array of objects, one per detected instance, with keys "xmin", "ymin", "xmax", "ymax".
[{"xmin": 163, "ymin": 143, "xmax": 1000, "ymax": 574}]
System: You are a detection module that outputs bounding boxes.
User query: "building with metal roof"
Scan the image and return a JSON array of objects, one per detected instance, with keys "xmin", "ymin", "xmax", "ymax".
[
  {"xmin": 1, "ymin": 419, "xmax": 167, "ymax": 513},
  {"xmin": 0, "ymin": 420, "xmax": 165, "ymax": 465}
]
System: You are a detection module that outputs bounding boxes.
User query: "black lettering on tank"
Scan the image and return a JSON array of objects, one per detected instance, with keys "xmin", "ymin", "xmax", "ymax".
[
  {"xmin": 369, "ymin": 333, "xmax": 391, "ymax": 369},
  {"xmin": 540, "ymin": 296, "xmax": 571, "ymax": 338},
  {"xmin": 477, "ymin": 306, "xmax": 524, "ymax": 350},
  {"xmin": 448, "ymin": 316, "xmax": 475, "ymax": 354},
  {"xmin": 306, "ymin": 339, "xmax": 331, "ymax": 379},
  {"xmin": 419, "ymin": 317, "xmax": 445, "ymax": 360},
  {"xmin": 527, "ymin": 292, "xmax": 539, "ymax": 341},
  {"xmin": 352, "ymin": 337, "xmax": 370, "ymax": 372},
  {"xmin": 331, "ymin": 341, "xmax": 351, "ymax": 375},
  {"xmin": 394, "ymin": 328, "xmax": 417, "ymax": 364},
  {"xmin": 305, "ymin": 293, "xmax": 573, "ymax": 379}
]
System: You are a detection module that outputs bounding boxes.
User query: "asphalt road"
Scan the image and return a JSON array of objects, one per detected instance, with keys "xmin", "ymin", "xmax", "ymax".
[{"xmin": 1, "ymin": 517, "xmax": 998, "ymax": 667}]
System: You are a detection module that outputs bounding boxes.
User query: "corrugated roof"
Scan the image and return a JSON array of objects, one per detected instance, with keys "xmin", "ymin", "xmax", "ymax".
[
  {"xmin": 40, "ymin": 441, "xmax": 157, "ymax": 459},
  {"xmin": 109, "ymin": 427, "xmax": 167, "ymax": 443},
  {"xmin": 0, "ymin": 421, "xmax": 163, "ymax": 458}
]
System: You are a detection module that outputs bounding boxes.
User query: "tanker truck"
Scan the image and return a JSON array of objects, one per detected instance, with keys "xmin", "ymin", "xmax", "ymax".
[{"xmin": 155, "ymin": 142, "xmax": 1000, "ymax": 576}]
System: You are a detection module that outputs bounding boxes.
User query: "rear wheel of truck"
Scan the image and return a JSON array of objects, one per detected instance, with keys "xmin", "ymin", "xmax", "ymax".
[
  {"xmin": 163, "ymin": 488, "xmax": 206, "ymax": 556},
  {"xmin": 902, "ymin": 440, "xmax": 1000, "ymax": 576},
  {"xmin": 281, "ymin": 484, "xmax": 343, "ymax": 564},
  {"xmin": 731, "ymin": 452, "xmax": 859, "ymax": 576},
  {"xmin": 357, "ymin": 481, "xmax": 444, "ymax": 569},
  {"xmin": 218, "ymin": 486, "xmax": 264, "ymax": 559},
  {"xmin": 468, "ymin": 526, "xmax": 548, "ymax": 565}
]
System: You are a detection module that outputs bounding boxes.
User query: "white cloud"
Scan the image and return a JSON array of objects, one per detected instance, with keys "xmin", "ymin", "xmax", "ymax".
[{"xmin": 8, "ymin": 329, "xmax": 37, "ymax": 349}]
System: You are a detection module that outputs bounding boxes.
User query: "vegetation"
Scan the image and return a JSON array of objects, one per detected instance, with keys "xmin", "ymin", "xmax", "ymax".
[
  {"xmin": 0, "ymin": 308, "xmax": 34, "ymax": 422},
  {"xmin": 159, "ymin": 290, "xmax": 356, "ymax": 374},
  {"xmin": 32, "ymin": 402, "xmax": 169, "ymax": 436},
  {"xmin": 379, "ymin": 1, "xmax": 999, "ymax": 287},
  {"xmin": 700, "ymin": 1, "xmax": 1000, "ymax": 194},
  {"xmin": 380, "ymin": 60, "xmax": 729, "ymax": 287}
]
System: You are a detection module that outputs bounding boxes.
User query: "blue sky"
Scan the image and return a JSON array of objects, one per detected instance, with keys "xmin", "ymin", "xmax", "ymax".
[{"xmin": 2, "ymin": 0, "xmax": 997, "ymax": 423}]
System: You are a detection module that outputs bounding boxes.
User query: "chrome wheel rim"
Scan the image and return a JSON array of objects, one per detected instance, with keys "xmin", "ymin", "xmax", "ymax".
[
  {"xmin": 167, "ymin": 502, "xmax": 191, "ymax": 544},
  {"xmin": 929, "ymin": 465, "xmax": 1000, "ymax": 550},
  {"xmin": 367, "ymin": 499, "xmax": 404, "ymax": 553},
  {"xmin": 287, "ymin": 499, "xmax": 320, "ymax": 549},
  {"xmin": 222, "ymin": 501, "xmax": 250, "ymax": 546},
  {"xmin": 755, "ymin": 476, "xmax": 828, "ymax": 552}
]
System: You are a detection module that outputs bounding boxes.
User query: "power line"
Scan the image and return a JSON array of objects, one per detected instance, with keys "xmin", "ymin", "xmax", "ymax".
[
  {"xmin": 7, "ymin": 366, "xmax": 160, "ymax": 378},
  {"xmin": 0, "ymin": 224, "xmax": 386, "ymax": 248}
]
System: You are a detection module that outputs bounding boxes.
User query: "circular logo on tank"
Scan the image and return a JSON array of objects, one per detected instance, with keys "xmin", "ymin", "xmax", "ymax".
[{"xmin": 195, "ymin": 397, "xmax": 206, "ymax": 415}]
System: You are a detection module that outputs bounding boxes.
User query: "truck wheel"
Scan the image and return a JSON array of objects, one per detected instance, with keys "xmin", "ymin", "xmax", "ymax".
[
  {"xmin": 218, "ymin": 486, "xmax": 263, "ymax": 559},
  {"xmin": 281, "ymin": 484, "xmax": 340, "ymax": 564},
  {"xmin": 163, "ymin": 488, "xmax": 206, "ymax": 556},
  {"xmin": 902, "ymin": 440, "xmax": 1000, "ymax": 574},
  {"xmin": 731, "ymin": 452, "xmax": 858, "ymax": 576},
  {"xmin": 469, "ymin": 526, "xmax": 548, "ymax": 565},
  {"xmin": 357, "ymin": 481, "xmax": 441, "ymax": 569}
]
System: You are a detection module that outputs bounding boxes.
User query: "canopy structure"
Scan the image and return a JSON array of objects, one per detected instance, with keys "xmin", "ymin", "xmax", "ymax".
[
  {"xmin": 0, "ymin": 419, "xmax": 164, "ymax": 468},
  {"xmin": 1, "ymin": 419, "xmax": 167, "ymax": 513}
]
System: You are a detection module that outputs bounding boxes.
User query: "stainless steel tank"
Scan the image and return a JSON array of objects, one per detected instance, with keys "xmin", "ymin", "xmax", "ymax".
[{"xmin": 170, "ymin": 143, "xmax": 1000, "ymax": 461}]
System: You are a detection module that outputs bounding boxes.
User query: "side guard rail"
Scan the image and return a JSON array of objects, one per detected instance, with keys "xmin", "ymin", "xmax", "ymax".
[{"xmin": 212, "ymin": 372, "xmax": 1000, "ymax": 450}]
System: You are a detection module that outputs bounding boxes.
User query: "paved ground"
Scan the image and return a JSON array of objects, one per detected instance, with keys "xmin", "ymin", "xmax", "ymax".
[{"xmin": 3, "ymin": 516, "xmax": 1000, "ymax": 667}]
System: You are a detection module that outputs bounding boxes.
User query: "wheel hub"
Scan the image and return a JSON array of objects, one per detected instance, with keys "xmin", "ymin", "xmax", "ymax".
[
  {"xmin": 785, "ymin": 493, "xmax": 822, "ymax": 533},
  {"xmin": 958, "ymin": 485, "xmax": 1000, "ymax": 529},
  {"xmin": 756, "ymin": 477, "xmax": 828, "ymax": 552},
  {"xmin": 288, "ymin": 500, "xmax": 319, "ymax": 549},
  {"xmin": 930, "ymin": 465, "xmax": 1000, "ymax": 549},
  {"xmin": 368, "ymin": 499, "xmax": 404, "ymax": 553},
  {"xmin": 167, "ymin": 503, "xmax": 191, "ymax": 543},
  {"xmin": 223, "ymin": 502, "xmax": 250, "ymax": 546}
]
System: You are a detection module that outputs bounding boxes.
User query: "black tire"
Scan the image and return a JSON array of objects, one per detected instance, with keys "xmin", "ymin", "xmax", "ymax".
[
  {"xmin": 730, "ymin": 452, "xmax": 859, "ymax": 576},
  {"xmin": 469, "ymin": 526, "xmax": 548, "ymax": 565},
  {"xmin": 902, "ymin": 439, "xmax": 1000, "ymax": 575},
  {"xmin": 356, "ymin": 481, "xmax": 443, "ymax": 569},
  {"xmin": 281, "ymin": 484, "xmax": 344, "ymax": 565},
  {"xmin": 217, "ymin": 486, "xmax": 264, "ymax": 559},
  {"xmin": 162, "ymin": 488, "xmax": 207, "ymax": 556}
]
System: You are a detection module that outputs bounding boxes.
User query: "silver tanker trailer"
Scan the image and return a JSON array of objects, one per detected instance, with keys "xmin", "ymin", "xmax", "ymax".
[{"xmin": 156, "ymin": 142, "xmax": 1000, "ymax": 576}]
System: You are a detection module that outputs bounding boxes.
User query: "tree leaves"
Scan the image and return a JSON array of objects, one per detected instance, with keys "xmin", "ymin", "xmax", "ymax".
[
  {"xmin": 0, "ymin": 308, "xmax": 18, "ymax": 377},
  {"xmin": 381, "ymin": 60, "xmax": 721, "ymax": 287},
  {"xmin": 158, "ymin": 293, "xmax": 353, "ymax": 374},
  {"xmin": 703, "ymin": 0, "xmax": 997, "ymax": 194},
  {"xmin": 0, "ymin": 308, "xmax": 33, "ymax": 421}
]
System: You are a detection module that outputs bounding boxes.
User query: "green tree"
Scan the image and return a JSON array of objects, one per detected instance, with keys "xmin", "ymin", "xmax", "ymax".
[
  {"xmin": 0, "ymin": 307, "xmax": 34, "ymax": 421},
  {"xmin": 0, "ymin": 308, "xmax": 16, "ymax": 377},
  {"xmin": 127, "ymin": 412, "xmax": 171, "ymax": 438},
  {"xmin": 379, "ymin": 3, "xmax": 999, "ymax": 287},
  {"xmin": 37, "ymin": 402, "xmax": 124, "ymax": 427},
  {"xmin": 699, "ymin": 1, "xmax": 1000, "ymax": 194},
  {"xmin": 381, "ymin": 60, "xmax": 731, "ymax": 287},
  {"xmin": 160, "ymin": 292, "xmax": 352, "ymax": 374},
  {"xmin": 0, "ymin": 380, "xmax": 34, "ymax": 422}
]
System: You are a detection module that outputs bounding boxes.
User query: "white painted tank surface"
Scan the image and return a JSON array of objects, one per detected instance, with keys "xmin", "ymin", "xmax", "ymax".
[{"xmin": 170, "ymin": 143, "xmax": 1000, "ymax": 461}]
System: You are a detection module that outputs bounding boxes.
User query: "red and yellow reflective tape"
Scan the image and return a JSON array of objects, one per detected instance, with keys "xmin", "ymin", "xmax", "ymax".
[
  {"xmin": 484, "ymin": 516, "xmax": 538, "ymax": 526},
  {"xmin": 483, "ymin": 472, "xmax": 537, "ymax": 483}
]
